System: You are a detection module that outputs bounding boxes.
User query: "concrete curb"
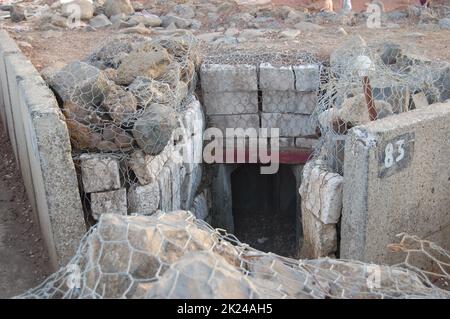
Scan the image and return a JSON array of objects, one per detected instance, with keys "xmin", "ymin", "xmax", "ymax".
[{"xmin": 0, "ymin": 30, "xmax": 85, "ymax": 269}]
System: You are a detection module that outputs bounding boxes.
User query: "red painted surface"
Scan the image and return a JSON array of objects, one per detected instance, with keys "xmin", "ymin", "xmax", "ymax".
[{"xmin": 222, "ymin": 147, "xmax": 313, "ymax": 164}]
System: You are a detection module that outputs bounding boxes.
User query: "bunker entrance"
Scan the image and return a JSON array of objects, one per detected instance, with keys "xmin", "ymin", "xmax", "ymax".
[{"xmin": 230, "ymin": 164, "xmax": 301, "ymax": 258}]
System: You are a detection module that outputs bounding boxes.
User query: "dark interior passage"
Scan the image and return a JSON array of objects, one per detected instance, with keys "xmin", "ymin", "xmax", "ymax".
[{"xmin": 231, "ymin": 164, "xmax": 300, "ymax": 258}]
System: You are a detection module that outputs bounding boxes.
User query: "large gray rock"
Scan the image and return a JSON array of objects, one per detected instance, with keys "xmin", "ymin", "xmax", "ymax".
[
  {"xmin": 128, "ymin": 14, "xmax": 162, "ymax": 27},
  {"xmin": 115, "ymin": 44, "xmax": 171, "ymax": 85},
  {"xmin": 170, "ymin": 4, "xmax": 196, "ymax": 19},
  {"xmin": 61, "ymin": 0, "xmax": 94, "ymax": 20},
  {"xmin": 48, "ymin": 61, "xmax": 110, "ymax": 107},
  {"xmin": 161, "ymin": 15, "xmax": 192, "ymax": 29},
  {"xmin": 88, "ymin": 34, "xmax": 149, "ymax": 69},
  {"xmin": 132, "ymin": 104, "xmax": 178, "ymax": 155},
  {"xmin": 89, "ymin": 14, "xmax": 112, "ymax": 28},
  {"xmin": 104, "ymin": 0, "xmax": 134, "ymax": 18},
  {"xmin": 101, "ymin": 83, "xmax": 137, "ymax": 124},
  {"xmin": 10, "ymin": 5, "xmax": 25, "ymax": 23}
]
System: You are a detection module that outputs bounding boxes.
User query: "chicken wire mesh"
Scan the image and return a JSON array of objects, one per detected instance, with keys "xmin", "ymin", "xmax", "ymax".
[
  {"xmin": 43, "ymin": 32, "xmax": 203, "ymax": 223},
  {"xmin": 15, "ymin": 211, "xmax": 450, "ymax": 299},
  {"xmin": 311, "ymin": 36, "xmax": 450, "ymax": 175}
]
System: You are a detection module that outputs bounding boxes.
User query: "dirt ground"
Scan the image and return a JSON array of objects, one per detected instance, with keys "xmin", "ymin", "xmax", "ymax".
[{"xmin": 0, "ymin": 124, "xmax": 50, "ymax": 298}]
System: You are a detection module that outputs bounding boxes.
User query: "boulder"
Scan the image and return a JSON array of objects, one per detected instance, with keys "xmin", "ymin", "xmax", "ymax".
[
  {"xmin": 127, "ymin": 14, "xmax": 162, "ymax": 27},
  {"xmin": 161, "ymin": 15, "xmax": 192, "ymax": 29},
  {"xmin": 128, "ymin": 76, "xmax": 172, "ymax": 107},
  {"xmin": 169, "ymin": 4, "xmax": 196, "ymax": 19},
  {"xmin": 89, "ymin": 14, "xmax": 112, "ymax": 28},
  {"xmin": 48, "ymin": 61, "xmax": 110, "ymax": 107},
  {"xmin": 116, "ymin": 44, "xmax": 171, "ymax": 85},
  {"xmin": 61, "ymin": 0, "xmax": 94, "ymax": 20},
  {"xmin": 10, "ymin": 5, "xmax": 26, "ymax": 23},
  {"xmin": 338, "ymin": 94, "xmax": 393, "ymax": 126},
  {"xmin": 132, "ymin": 104, "xmax": 178, "ymax": 155},
  {"xmin": 104, "ymin": 0, "xmax": 134, "ymax": 18},
  {"xmin": 101, "ymin": 84, "xmax": 137, "ymax": 124}
]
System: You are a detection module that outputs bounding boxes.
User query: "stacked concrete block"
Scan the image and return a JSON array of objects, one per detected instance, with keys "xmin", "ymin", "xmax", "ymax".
[
  {"xmin": 128, "ymin": 182, "xmax": 160, "ymax": 215},
  {"xmin": 299, "ymin": 160, "xmax": 343, "ymax": 258},
  {"xmin": 80, "ymin": 154, "xmax": 128, "ymax": 220},
  {"xmin": 80, "ymin": 154, "xmax": 121, "ymax": 193},
  {"xmin": 201, "ymin": 64, "xmax": 258, "ymax": 115},
  {"xmin": 260, "ymin": 63, "xmax": 319, "ymax": 141},
  {"xmin": 91, "ymin": 189, "xmax": 127, "ymax": 220},
  {"xmin": 261, "ymin": 113, "xmax": 316, "ymax": 137},
  {"xmin": 260, "ymin": 63, "xmax": 318, "ymax": 115}
]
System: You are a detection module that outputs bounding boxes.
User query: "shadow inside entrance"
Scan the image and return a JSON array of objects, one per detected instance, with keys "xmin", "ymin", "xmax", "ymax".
[{"xmin": 231, "ymin": 164, "xmax": 300, "ymax": 258}]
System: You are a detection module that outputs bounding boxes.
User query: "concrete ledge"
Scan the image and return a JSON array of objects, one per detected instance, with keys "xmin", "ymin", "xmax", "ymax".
[
  {"xmin": 341, "ymin": 102, "xmax": 450, "ymax": 265},
  {"xmin": 0, "ymin": 30, "xmax": 85, "ymax": 269}
]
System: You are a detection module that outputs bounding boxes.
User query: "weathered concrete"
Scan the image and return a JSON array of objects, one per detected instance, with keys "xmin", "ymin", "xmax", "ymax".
[
  {"xmin": 261, "ymin": 113, "xmax": 316, "ymax": 137},
  {"xmin": 259, "ymin": 63, "xmax": 295, "ymax": 91},
  {"xmin": 300, "ymin": 160, "xmax": 343, "ymax": 225},
  {"xmin": 0, "ymin": 30, "xmax": 85, "ymax": 269},
  {"xmin": 262, "ymin": 91, "xmax": 317, "ymax": 114},
  {"xmin": 207, "ymin": 114, "xmax": 260, "ymax": 131},
  {"xmin": 203, "ymin": 91, "xmax": 258, "ymax": 115},
  {"xmin": 200, "ymin": 64, "xmax": 258, "ymax": 93},
  {"xmin": 293, "ymin": 65, "xmax": 320, "ymax": 92},
  {"xmin": 341, "ymin": 102, "xmax": 450, "ymax": 264}
]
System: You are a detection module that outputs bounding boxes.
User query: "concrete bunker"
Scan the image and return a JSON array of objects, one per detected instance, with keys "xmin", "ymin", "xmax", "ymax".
[{"xmin": 211, "ymin": 163, "xmax": 303, "ymax": 257}]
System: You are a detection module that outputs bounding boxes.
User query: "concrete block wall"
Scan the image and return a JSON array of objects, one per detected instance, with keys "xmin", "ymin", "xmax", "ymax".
[
  {"xmin": 0, "ymin": 30, "xmax": 85, "ymax": 269},
  {"xmin": 341, "ymin": 101, "xmax": 450, "ymax": 265},
  {"xmin": 81, "ymin": 99, "xmax": 206, "ymax": 220},
  {"xmin": 200, "ymin": 62, "xmax": 320, "ymax": 149}
]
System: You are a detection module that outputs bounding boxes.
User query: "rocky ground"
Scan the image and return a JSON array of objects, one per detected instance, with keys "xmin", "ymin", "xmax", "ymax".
[{"xmin": 0, "ymin": 0, "xmax": 449, "ymax": 68}]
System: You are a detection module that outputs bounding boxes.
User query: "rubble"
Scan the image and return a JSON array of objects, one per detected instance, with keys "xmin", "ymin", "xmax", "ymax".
[{"xmin": 132, "ymin": 103, "xmax": 179, "ymax": 155}]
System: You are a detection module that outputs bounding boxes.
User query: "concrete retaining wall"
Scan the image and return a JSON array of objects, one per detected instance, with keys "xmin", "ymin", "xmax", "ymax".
[
  {"xmin": 0, "ymin": 30, "xmax": 85, "ymax": 269},
  {"xmin": 341, "ymin": 101, "xmax": 450, "ymax": 265}
]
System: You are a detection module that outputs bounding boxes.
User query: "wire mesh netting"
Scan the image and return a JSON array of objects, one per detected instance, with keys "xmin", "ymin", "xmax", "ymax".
[
  {"xmin": 43, "ymin": 32, "xmax": 203, "ymax": 223},
  {"xmin": 16, "ymin": 211, "xmax": 449, "ymax": 299},
  {"xmin": 311, "ymin": 36, "xmax": 450, "ymax": 175}
]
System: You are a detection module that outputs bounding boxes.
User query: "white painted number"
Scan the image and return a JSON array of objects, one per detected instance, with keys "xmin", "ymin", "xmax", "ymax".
[
  {"xmin": 384, "ymin": 139, "xmax": 406, "ymax": 168},
  {"xmin": 384, "ymin": 143, "xmax": 394, "ymax": 168}
]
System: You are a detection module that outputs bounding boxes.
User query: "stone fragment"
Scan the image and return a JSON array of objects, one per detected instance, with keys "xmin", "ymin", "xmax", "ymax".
[
  {"xmin": 132, "ymin": 104, "xmax": 178, "ymax": 155},
  {"xmin": 80, "ymin": 154, "xmax": 121, "ymax": 193},
  {"xmin": 128, "ymin": 182, "xmax": 160, "ymax": 215},
  {"xmin": 62, "ymin": 0, "xmax": 94, "ymax": 20},
  {"xmin": 299, "ymin": 160, "xmax": 343, "ymax": 224},
  {"xmin": 105, "ymin": 0, "xmax": 134, "ymax": 18},
  {"xmin": 91, "ymin": 189, "xmax": 128, "ymax": 220},
  {"xmin": 101, "ymin": 83, "xmax": 137, "ymax": 124},
  {"xmin": 89, "ymin": 14, "xmax": 112, "ymax": 28}
]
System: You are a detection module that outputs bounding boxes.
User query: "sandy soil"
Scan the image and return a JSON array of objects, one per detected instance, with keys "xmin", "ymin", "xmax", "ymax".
[{"xmin": 0, "ymin": 124, "xmax": 51, "ymax": 298}]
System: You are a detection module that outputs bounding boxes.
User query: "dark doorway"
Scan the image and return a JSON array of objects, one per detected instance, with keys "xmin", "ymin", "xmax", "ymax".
[{"xmin": 231, "ymin": 164, "xmax": 299, "ymax": 258}]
